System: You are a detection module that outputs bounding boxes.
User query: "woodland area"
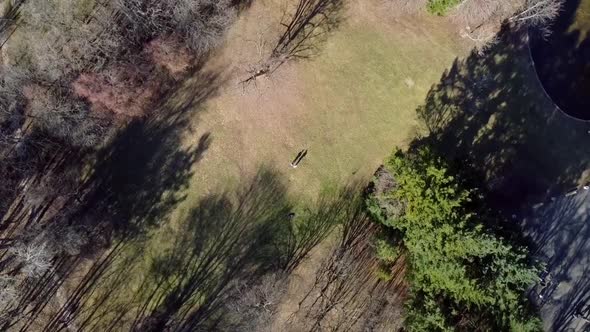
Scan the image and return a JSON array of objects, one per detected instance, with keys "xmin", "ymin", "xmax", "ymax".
[{"xmin": 0, "ymin": 0, "xmax": 582, "ymax": 331}]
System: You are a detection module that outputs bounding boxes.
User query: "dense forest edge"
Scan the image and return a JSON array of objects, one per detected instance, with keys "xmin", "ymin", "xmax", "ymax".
[
  {"xmin": 367, "ymin": 148, "xmax": 541, "ymax": 331},
  {"xmin": 0, "ymin": 0, "xmax": 588, "ymax": 331}
]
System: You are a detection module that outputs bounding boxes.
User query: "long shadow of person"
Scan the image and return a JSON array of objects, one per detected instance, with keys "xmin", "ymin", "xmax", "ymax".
[{"xmin": 295, "ymin": 149, "xmax": 308, "ymax": 167}]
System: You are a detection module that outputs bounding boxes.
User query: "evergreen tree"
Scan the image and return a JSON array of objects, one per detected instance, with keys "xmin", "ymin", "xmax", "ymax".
[{"xmin": 368, "ymin": 148, "xmax": 541, "ymax": 331}]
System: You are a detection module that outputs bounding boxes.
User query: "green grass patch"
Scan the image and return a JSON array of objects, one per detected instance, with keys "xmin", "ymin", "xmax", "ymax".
[
  {"xmin": 293, "ymin": 14, "xmax": 465, "ymax": 192},
  {"xmin": 426, "ymin": 0, "xmax": 461, "ymax": 16}
]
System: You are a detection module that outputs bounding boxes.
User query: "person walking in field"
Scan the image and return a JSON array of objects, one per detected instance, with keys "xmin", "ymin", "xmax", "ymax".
[
  {"xmin": 290, "ymin": 149, "xmax": 308, "ymax": 168},
  {"xmin": 290, "ymin": 150, "xmax": 303, "ymax": 168}
]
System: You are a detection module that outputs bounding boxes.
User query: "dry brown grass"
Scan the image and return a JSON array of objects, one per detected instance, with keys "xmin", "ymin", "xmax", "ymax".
[{"xmin": 173, "ymin": 0, "xmax": 469, "ymax": 203}]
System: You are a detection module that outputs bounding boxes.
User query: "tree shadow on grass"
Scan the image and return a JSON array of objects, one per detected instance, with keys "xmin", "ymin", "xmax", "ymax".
[
  {"xmin": 412, "ymin": 23, "xmax": 590, "ymax": 331},
  {"xmin": 241, "ymin": 0, "xmax": 345, "ymax": 85},
  {"xmin": 77, "ymin": 62, "xmax": 225, "ymax": 241},
  {"xmin": 35, "ymin": 62, "xmax": 226, "ymax": 331},
  {"xmin": 129, "ymin": 168, "xmax": 292, "ymax": 332},
  {"xmin": 57, "ymin": 171, "xmax": 368, "ymax": 332},
  {"xmin": 273, "ymin": 183, "xmax": 362, "ymax": 273},
  {"xmin": 412, "ymin": 25, "xmax": 590, "ymax": 211},
  {"xmin": 292, "ymin": 191, "xmax": 407, "ymax": 332},
  {"xmin": 273, "ymin": 0, "xmax": 345, "ymax": 60},
  {"xmin": 131, "ymin": 177, "xmax": 371, "ymax": 332}
]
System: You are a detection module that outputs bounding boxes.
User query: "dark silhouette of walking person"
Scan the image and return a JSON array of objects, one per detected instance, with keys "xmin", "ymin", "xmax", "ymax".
[
  {"xmin": 291, "ymin": 149, "xmax": 308, "ymax": 168},
  {"xmin": 290, "ymin": 150, "xmax": 304, "ymax": 168},
  {"xmin": 295, "ymin": 149, "xmax": 308, "ymax": 166}
]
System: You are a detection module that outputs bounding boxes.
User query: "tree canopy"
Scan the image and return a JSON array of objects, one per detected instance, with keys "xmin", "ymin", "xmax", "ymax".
[{"xmin": 368, "ymin": 147, "xmax": 541, "ymax": 331}]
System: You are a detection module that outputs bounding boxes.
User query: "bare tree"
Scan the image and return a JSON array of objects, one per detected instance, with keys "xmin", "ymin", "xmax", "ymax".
[
  {"xmin": 21, "ymin": 0, "xmax": 122, "ymax": 80},
  {"xmin": 0, "ymin": 65, "xmax": 27, "ymax": 123},
  {"xmin": 4, "ymin": 2, "xmax": 120, "ymax": 149},
  {"xmin": 0, "ymin": 275, "xmax": 18, "ymax": 304},
  {"xmin": 509, "ymin": 0, "xmax": 563, "ymax": 31},
  {"xmin": 0, "ymin": 275, "xmax": 20, "ymax": 326},
  {"xmin": 224, "ymin": 273, "xmax": 287, "ymax": 331},
  {"xmin": 273, "ymin": 0, "xmax": 342, "ymax": 59},
  {"xmin": 4, "ymin": 221, "xmax": 89, "ymax": 279},
  {"xmin": 54, "ymin": 226, "xmax": 89, "ymax": 256},
  {"xmin": 115, "ymin": 0, "xmax": 172, "ymax": 44},
  {"xmin": 291, "ymin": 211, "xmax": 404, "ymax": 332},
  {"xmin": 171, "ymin": 0, "xmax": 235, "ymax": 54},
  {"xmin": 0, "ymin": 66, "xmax": 28, "ymax": 164},
  {"xmin": 10, "ymin": 239, "xmax": 54, "ymax": 278},
  {"xmin": 241, "ymin": 0, "xmax": 344, "ymax": 86},
  {"xmin": 11, "ymin": 0, "xmax": 236, "ymax": 150},
  {"xmin": 23, "ymin": 84, "xmax": 110, "ymax": 147},
  {"xmin": 116, "ymin": 0, "xmax": 235, "ymax": 54},
  {"xmin": 460, "ymin": 24, "xmax": 501, "ymax": 54},
  {"xmin": 452, "ymin": 0, "xmax": 516, "ymax": 29},
  {"xmin": 452, "ymin": 0, "xmax": 562, "ymax": 52}
]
